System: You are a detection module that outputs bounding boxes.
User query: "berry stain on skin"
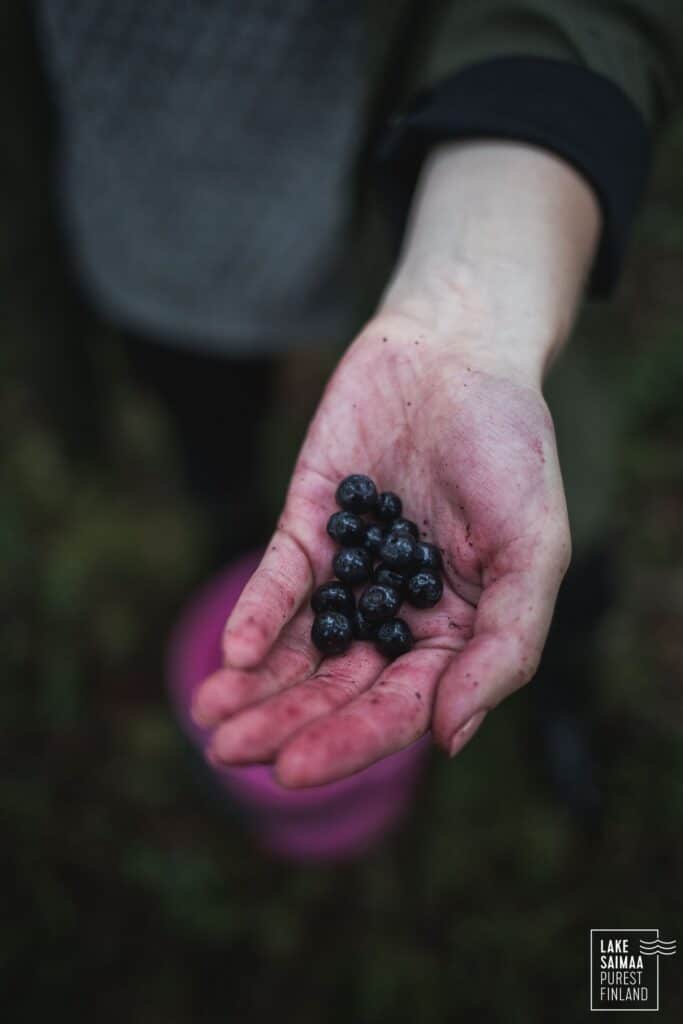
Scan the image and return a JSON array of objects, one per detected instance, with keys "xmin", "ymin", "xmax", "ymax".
[
  {"xmin": 531, "ymin": 438, "xmax": 545, "ymax": 463},
  {"xmin": 239, "ymin": 615, "xmax": 269, "ymax": 645}
]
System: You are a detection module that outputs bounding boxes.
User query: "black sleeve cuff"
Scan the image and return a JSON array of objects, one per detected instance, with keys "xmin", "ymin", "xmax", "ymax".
[{"xmin": 375, "ymin": 56, "xmax": 652, "ymax": 296}]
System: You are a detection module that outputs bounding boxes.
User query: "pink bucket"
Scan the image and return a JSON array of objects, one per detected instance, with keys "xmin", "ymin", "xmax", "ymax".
[{"xmin": 166, "ymin": 551, "xmax": 430, "ymax": 861}]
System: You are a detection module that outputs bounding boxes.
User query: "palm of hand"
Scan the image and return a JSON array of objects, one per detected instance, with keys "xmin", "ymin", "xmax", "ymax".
[{"xmin": 194, "ymin": 319, "xmax": 570, "ymax": 785}]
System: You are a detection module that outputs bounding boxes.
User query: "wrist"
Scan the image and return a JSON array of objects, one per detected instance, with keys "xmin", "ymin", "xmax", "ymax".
[
  {"xmin": 377, "ymin": 140, "xmax": 601, "ymax": 386},
  {"xmin": 377, "ymin": 262, "xmax": 551, "ymax": 387}
]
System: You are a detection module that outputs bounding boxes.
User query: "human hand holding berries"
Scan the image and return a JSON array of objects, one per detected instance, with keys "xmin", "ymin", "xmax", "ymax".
[
  {"xmin": 192, "ymin": 321, "xmax": 571, "ymax": 783},
  {"xmin": 193, "ymin": 141, "xmax": 599, "ymax": 785}
]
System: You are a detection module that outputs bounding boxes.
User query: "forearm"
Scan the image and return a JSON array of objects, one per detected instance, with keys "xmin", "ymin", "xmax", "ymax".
[{"xmin": 379, "ymin": 140, "xmax": 601, "ymax": 386}]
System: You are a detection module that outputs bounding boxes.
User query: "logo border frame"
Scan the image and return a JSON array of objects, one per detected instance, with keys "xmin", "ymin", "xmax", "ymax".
[{"xmin": 590, "ymin": 929, "xmax": 659, "ymax": 1012}]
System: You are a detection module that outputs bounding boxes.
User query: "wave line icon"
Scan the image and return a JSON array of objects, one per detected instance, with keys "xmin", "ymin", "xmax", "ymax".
[{"xmin": 639, "ymin": 937, "xmax": 677, "ymax": 956}]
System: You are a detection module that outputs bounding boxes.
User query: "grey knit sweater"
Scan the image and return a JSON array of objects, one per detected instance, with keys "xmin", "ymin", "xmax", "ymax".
[
  {"xmin": 36, "ymin": 0, "xmax": 366, "ymax": 353},
  {"xmin": 37, "ymin": 1, "xmax": 675, "ymax": 352}
]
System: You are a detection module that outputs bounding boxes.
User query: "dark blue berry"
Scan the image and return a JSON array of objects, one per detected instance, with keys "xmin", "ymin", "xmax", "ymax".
[
  {"xmin": 327, "ymin": 510, "xmax": 365, "ymax": 546},
  {"xmin": 413, "ymin": 541, "xmax": 443, "ymax": 573},
  {"xmin": 351, "ymin": 609, "xmax": 378, "ymax": 642},
  {"xmin": 311, "ymin": 581, "xmax": 355, "ymax": 617},
  {"xmin": 359, "ymin": 583, "xmax": 401, "ymax": 622},
  {"xmin": 363, "ymin": 523, "xmax": 385, "ymax": 556},
  {"xmin": 390, "ymin": 517, "xmax": 419, "ymax": 539},
  {"xmin": 375, "ymin": 491, "xmax": 402, "ymax": 522},
  {"xmin": 406, "ymin": 570, "xmax": 443, "ymax": 609},
  {"xmin": 335, "ymin": 474, "xmax": 378, "ymax": 514},
  {"xmin": 374, "ymin": 564, "xmax": 409, "ymax": 596},
  {"xmin": 379, "ymin": 532, "xmax": 417, "ymax": 571},
  {"xmin": 375, "ymin": 618, "xmax": 414, "ymax": 659},
  {"xmin": 311, "ymin": 611, "xmax": 353, "ymax": 656},
  {"xmin": 333, "ymin": 546, "xmax": 372, "ymax": 586}
]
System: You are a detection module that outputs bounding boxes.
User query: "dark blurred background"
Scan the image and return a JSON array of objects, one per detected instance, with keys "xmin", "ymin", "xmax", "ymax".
[{"xmin": 2, "ymin": 6, "xmax": 682, "ymax": 1022}]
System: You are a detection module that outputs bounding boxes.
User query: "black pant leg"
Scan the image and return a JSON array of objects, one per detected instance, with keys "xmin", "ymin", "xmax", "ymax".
[{"xmin": 124, "ymin": 334, "xmax": 277, "ymax": 565}]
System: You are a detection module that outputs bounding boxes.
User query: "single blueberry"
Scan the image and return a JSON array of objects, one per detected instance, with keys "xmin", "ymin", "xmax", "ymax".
[
  {"xmin": 311, "ymin": 611, "xmax": 353, "ymax": 656},
  {"xmin": 375, "ymin": 618, "xmax": 414, "ymax": 659},
  {"xmin": 359, "ymin": 583, "xmax": 401, "ymax": 623},
  {"xmin": 327, "ymin": 510, "xmax": 365, "ymax": 547},
  {"xmin": 374, "ymin": 564, "xmax": 409, "ymax": 596},
  {"xmin": 375, "ymin": 491, "xmax": 402, "ymax": 522},
  {"xmin": 406, "ymin": 570, "xmax": 443, "ymax": 609},
  {"xmin": 311, "ymin": 581, "xmax": 355, "ymax": 617},
  {"xmin": 379, "ymin": 532, "xmax": 418, "ymax": 571},
  {"xmin": 390, "ymin": 517, "xmax": 419, "ymax": 539},
  {"xmin": 413, "ymin": 541, "xmax": 443, "ymax": 573},
  {"xmin": 351, "ymin": 609, "xmax": 378, "ymax": 642},
  {"xmin": 363, "ymin": 523, "xmax": 385, "ymax": 557},
  {"xmin": 333, "ymin": 546, "xmax": 372, "ymax": 586},
  {"xmin": 335, "ymin": 474, "xmax": 378, "ymax": 514}
]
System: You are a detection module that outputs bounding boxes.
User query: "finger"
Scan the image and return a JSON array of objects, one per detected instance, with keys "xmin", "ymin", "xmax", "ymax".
[
  {"xmin": 222, "ymin": 525, "xmax": 326, "ymax": 669},
  {"xmin": 192, "ymin": 607, "xmax": 320, "ymax": 728},
  {"xmin": 208, "ymin": 587, "xmax": 473, "ymax": 765},
  {"xmin": 432, "ymin": 532, "xmax": 570, "ymax": 755},
  {"xmin": 208, "ymin": 642, "xmax": 386, "ymax": 765},
  {"xmin": 275, "ymin": 647, "xmax": 452, "ymax": 787},
  {"xmin": 221, "ymin": 465, "xmax": 340, "ymax": 669},
  {"xmin": 398, "ymin": 585, "xmax": 475, "ymax": 649},
  {"xmin": 446, "ymin": 708, "xmax": 489, "ymax": 759}
]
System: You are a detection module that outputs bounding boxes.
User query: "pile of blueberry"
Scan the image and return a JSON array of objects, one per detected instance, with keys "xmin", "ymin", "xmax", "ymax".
[{"xmin": 310, "ymin": 474, "xmax": 444, "ymax": 660}]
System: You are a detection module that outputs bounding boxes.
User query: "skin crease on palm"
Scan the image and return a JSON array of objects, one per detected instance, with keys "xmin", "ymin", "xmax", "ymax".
[{"xmin": 192, "ymin": 141, "xmax": 601, "ymax": 787}]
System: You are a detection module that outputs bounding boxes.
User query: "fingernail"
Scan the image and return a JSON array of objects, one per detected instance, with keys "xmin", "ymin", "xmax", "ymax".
[
  {"xmin": 190, "ymin": 695, "xmax": 210, "ymax": 728},
  {"xmin": 448, "ymin": 709, "xmax": 488, "ymax": 758},
  {"xmin": 204, "ymin": 744, "xmax": 221, "ymax": 768}
]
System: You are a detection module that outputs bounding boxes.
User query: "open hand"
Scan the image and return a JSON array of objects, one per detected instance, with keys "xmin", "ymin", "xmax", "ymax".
[{"xmin": 192, "ymin": 311, "xmax": 571, "ymax": 786}]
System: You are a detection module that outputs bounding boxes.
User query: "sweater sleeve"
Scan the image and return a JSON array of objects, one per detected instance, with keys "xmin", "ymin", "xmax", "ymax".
[{"xmin": 375, "ymin": 0, "xmax": 683, "ymax": 295}]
